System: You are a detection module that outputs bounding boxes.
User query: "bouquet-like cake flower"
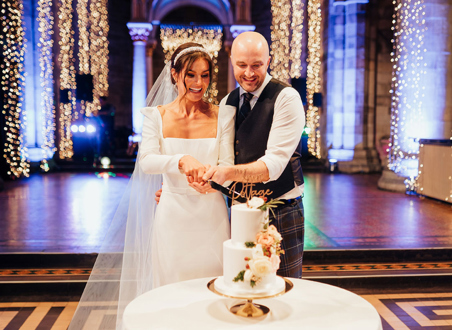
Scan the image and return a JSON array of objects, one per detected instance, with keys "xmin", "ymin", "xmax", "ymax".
[
  {"xmin": 270, "ymin": 254, "xmax": 281, "ymax": 272},
  {"xmin": 256, "ymin": 232, "xmax": 275, "ymax": 247},
  {"xmin": 249, "ymin": 256, "xmax": 273, "ymax": 277},
  {"xmin": 233, "ymin": 198, "xmax": 285, "ymax": 288},
  {"xmin": 267, "ymin": 225, "xmax": 282, "ymax": 242},
  {"xmin": 247, "ymin": 196, "xmax": 265, "ymax": 208}
]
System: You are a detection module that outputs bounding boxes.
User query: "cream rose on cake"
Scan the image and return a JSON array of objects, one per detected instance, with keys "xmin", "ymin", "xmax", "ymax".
[{"xmin": 249, "ymin": 256, "xmax": 273, "ymax": 277}]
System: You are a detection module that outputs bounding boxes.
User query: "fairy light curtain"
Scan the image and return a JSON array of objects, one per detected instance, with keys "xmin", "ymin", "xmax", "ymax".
[
  {"xmin": 81, "ymin": 0, "xmax": 109, "ymax": 116},
  {"xmin": 160, "ymin": 25, "xmax": 223, "ymax": 104},
  {"xmin": 57, "ymin": 0, "xmax": 76, "ymax": 159},
  {"xmin": 57, "ymin": 0, "xmax": 110, "ymax": 159},
  {"xmin": 306, "ymin": 0, "xmax": 322, "ymax": 158},
  {"xmin": 37, "ymin": 0, "xmax": 56, "ymax": 170},
  {"xmin": 388, "ymin": 0, "xmax": 426, "ymax": 182},
  {"xmin": 270, "ymin": 0, "xmax": 323, "ymax": 159},
  {"xmin": 269, "ymin": 0, "xmax": 304, "ymax": 82},
  {"xmin": 0, "ymin": 0, "xmax": 30, "ymax": 178}
]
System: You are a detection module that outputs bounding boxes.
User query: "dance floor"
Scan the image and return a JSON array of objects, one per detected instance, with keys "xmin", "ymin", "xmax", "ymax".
[
  {"xmin": 1, "ymin": 171, "xmax": 451, "ymax": 252},
  {"xmin": 1, "ymin": 171, "xmax": 451, "ymax": 329}
]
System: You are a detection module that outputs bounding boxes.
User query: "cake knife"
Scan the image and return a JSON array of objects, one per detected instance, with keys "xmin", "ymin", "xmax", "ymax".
[{"xmin": 208, "ymin": 180, "xmax": 247, "ymax": 203}]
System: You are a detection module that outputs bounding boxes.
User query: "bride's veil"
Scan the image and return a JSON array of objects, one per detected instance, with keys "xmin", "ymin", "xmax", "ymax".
[{"xmin": 68, "ymin": 62, "xmax": 178, "ymax": 330}]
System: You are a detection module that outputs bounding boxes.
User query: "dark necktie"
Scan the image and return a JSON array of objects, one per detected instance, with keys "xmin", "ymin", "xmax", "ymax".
[{"xmin": 236, "ymin": 92, "xmax": 253, "ymax": 129}]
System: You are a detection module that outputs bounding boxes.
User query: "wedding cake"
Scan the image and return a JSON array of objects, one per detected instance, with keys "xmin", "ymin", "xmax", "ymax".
[{"xmin": 214, "ymin": 198, "xmax": 286, "ymax": 296}]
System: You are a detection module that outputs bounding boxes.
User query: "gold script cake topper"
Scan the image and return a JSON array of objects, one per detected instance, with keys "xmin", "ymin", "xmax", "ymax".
[{"xmin": 230, "ymin": 182, "xmax": 273, "ymax": 202}]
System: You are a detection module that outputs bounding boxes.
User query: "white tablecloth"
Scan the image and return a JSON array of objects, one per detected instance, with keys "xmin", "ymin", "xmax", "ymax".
[{"xmin": 123, "ymin": 278, "xmax": 383, "ymax": 330}]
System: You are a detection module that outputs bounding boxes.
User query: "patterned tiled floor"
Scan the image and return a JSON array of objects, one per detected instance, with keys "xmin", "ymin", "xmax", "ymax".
[
  {"xmin": 362, "ymin": 293, "xmax": 452, "ymax": 329},
  {"xmin": 1, "ymin": 293, "xmax": 452, "ymax": 329}
]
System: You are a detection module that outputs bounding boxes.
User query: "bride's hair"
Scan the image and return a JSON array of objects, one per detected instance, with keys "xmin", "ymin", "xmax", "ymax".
[{"xmin": 170, "ymin": 42, "xmax": 213, "ymax": 96}]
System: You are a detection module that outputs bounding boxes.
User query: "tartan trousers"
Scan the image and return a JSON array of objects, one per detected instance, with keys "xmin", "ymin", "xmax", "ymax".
[{"xmin": 269, "ymin": 198, "xmax": 304, "ymax": 278}]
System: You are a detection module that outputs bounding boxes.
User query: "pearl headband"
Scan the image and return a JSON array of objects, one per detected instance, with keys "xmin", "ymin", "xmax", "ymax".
[{"xmin": 173, "ymin": 47, "xmax": 211, "ymax": 66}]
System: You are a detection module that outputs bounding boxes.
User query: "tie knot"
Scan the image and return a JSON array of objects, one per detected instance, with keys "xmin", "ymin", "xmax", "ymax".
[{"xmin": 243, "ymin": 92, "xmax": 253, "ymax": 103}]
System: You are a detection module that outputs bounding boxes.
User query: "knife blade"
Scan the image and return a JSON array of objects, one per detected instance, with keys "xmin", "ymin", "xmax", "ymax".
[{"xmin": 208, "ymin": 180, "xmax": 247, "ymax": 203}]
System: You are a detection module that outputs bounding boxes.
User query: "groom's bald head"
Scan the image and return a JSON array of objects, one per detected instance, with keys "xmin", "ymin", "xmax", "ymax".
[
  {"xmin": 230, "ymin": 32, "xmax": 270, "ymax": 92},
  {"xmin": 231, "ymin": 32, "xmax": 270, "ymax": 60}
]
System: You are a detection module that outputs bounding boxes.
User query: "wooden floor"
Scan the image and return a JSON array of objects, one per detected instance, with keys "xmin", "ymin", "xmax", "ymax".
[
  {"xmin": 1, "ymin": 172, "xmax": 450, "ymax": 252},
  {"xmin": 1, "ymin": 171, "xmax": 451, "ymax": 329}
]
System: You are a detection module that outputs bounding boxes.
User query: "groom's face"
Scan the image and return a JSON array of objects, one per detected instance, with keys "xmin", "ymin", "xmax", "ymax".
[{"xmin": 231, "ymin": 47, "xmax": 270, "ymax": 93}]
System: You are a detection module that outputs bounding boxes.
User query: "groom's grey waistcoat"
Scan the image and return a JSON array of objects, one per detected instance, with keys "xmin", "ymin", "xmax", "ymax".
[{"xmin": 226, "ymin": 78, "xmax": 304, "ymax": 200}]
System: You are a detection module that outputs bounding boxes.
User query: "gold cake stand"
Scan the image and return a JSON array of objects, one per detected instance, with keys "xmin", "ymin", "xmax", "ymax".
[{"xmin": 207, "ymin": 277, "xmax": 293, "ymax": 317}]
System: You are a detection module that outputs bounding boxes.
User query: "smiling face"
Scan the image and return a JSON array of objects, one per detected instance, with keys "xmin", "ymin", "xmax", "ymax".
[
  {"xmin": 231, "ymin": 32, "xmax": 270, "ymax": 92},
  {"xmin": 173, "ymin": 58, "xmax": 211, "ymax": 103}
]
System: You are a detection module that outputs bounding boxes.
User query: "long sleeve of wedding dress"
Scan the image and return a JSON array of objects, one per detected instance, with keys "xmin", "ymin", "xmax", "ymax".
[{"xmin": 138, "ymin": 107, "xmax": 185, "ymax": 175}]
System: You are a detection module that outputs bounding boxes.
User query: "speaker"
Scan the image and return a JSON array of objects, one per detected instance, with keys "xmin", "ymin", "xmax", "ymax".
[
  {"xmin": 313, "ymin": 92, "xmax": 323, "ymax": 107},
  {"xmin": 76, "ymin": 74, "xmax": 94, "ymax": 102},
  {"xmin": 59, "ymin": 89, "xmax": 71, "ymax": 104},
  {"xmin": 291, "ymin": 78, "xmax": 307, "ymax": 105}
]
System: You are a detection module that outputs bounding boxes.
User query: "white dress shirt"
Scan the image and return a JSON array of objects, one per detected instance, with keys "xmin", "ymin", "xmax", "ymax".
[{"xmin": 235, "ymin": 73, "xmax": 305, "ymax": 198}]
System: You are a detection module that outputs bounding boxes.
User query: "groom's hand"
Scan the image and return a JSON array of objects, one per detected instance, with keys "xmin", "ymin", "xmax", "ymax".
[
  {"xmin": 203, "ymin": 166, "xmax": 231, "ymax": 185},
  {"xmin": 179, "ymin": 155, "xmax": 207, "ymax": 183}
]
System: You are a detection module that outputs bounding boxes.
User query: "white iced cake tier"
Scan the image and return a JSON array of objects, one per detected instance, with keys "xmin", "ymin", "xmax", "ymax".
[
  {"xmin": 215, "ymin": 203, "xmax": 285, "ymax": 296},
  {"xmin": 230, "ymin": 204, "xmax": 263, "ymax": 244}
]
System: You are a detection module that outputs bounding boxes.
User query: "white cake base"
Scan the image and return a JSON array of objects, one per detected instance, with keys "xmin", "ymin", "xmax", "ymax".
[{"xmin": 214, "ymin": 276, "xmax": 286, "ymax": 298}]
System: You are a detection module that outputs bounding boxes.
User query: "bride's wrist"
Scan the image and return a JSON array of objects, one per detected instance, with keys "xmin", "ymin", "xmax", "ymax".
[{"xmin": 178, "ymin": 155, "xmax": 187, "ymax": 172}]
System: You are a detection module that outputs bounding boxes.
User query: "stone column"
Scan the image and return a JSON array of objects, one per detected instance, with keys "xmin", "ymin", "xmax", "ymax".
[
  {"xmin": 146, "ymin": 40, "xmax": 157, "ymax": 95},
  {"xmin": 127, "ymin": 22, "xmax": 153, "ymax": 135},
  {"xmin": 326, "ymin": 0, "xmax": 380, "ymax": 173}
]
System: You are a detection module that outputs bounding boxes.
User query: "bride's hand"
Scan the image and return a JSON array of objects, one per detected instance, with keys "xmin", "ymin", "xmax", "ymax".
[
  {"xmin": 179, "ymin": 155, "xmax": 206, "ymax": 183},
  {"xmin": 189, "ymin": 181, "xmax": 216, "ymax": 195}
]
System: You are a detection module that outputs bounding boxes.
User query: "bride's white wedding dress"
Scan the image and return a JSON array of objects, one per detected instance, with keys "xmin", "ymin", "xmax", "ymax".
[{"xmin": 139, "ymin": 106, "xmax": 234, "ymax": 288}]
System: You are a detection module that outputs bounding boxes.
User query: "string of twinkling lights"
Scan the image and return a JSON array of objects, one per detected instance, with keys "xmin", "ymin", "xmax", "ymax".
[
  {"xmin": 76, "ymin": 0, "xmax": 91, "ymax": 117},
  {"xmin": 388, "ymin": 0, "xmax": 426, "ymax": 182},
  {"xmin": 270, "ymin": 0, "xmax": 304, "ymax": 82},
  {"xmin": 89, "ymin": 0, "xmax": 110, "ymax": 114},
  {"xmin": 306, "ymin": 0, "xmax": 322, "ymax": 158},
  {"xmin": 289, "ymin": 0, "xmax": 304, "ymax": 79},
  {"xmin": 0, "ymin": 0, "xmax": 30, "ymax": 178},
  {"xmin": 270, "ymin": 0, "xmax": 291, "ymax": 83},
  {"xmin": 37, "ymin": 0, "xmax": 56, "ymax": 171},
  {"xmin": 160, "ymin": 25, "xmax": 223, "ymax": 104},
  {"xmin": 57, "ymin": 0, "xmax": 76, "ymax": 159}
]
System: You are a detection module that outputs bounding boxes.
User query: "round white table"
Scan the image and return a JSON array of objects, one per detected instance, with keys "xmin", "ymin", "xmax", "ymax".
[{"xmin": 123, "ymin": 278, "xmax": 383, "ymax": 330}]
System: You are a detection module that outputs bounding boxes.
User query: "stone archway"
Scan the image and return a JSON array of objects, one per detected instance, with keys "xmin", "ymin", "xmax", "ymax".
[{"xmin": 148, "ymin": 0, "xmax": 233, "ymax": 40}]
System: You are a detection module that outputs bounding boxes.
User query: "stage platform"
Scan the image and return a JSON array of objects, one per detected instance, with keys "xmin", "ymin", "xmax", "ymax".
[{"xmin": 1, "ymin": 171, "xmax": 451, "ymax": 329}]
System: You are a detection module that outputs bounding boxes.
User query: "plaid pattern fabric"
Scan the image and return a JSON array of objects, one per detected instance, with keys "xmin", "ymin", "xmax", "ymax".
[{"xmin": 269, "ymin": 198, "xmax": 304, "ymax": 278}]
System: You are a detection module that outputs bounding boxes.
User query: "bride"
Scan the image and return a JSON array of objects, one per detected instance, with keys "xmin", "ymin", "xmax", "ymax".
[{"xmin": 69, "ymin": 43, "xmax": 234, "ymax": 329}]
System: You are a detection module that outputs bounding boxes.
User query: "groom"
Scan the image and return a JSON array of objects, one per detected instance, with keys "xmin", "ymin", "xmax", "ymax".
[{"xmin": 203, "ymin": 31, "xmax": 305, "ymax": 278}]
